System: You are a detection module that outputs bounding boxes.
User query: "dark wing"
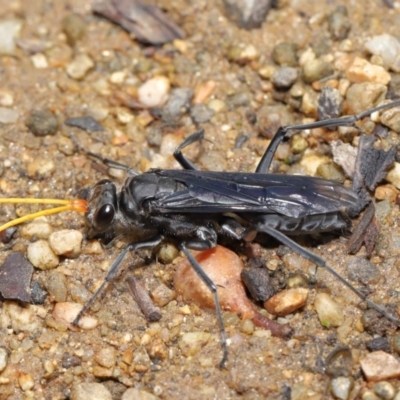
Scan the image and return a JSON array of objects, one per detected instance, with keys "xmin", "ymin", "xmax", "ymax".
[{"xmin": 152, "ymin": 170, "xmax": 359, "ymax": 218}]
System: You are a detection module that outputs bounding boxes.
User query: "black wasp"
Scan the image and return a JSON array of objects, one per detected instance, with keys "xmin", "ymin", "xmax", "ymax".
[{"xmin": 2, "ymin": 99, "xmax": 400, "ymax": 367}]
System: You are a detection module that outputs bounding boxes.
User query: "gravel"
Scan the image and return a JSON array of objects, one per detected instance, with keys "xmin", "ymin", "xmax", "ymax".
[{"xmin": 1, "ymin": 0, "xmax": 400, "ymax": 398}]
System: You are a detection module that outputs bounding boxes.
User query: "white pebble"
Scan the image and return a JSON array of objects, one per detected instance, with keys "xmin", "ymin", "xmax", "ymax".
[
  {"xmin": 138, "ymin": 76, "xmax": 170, "ymax": 107},
  {"xmin": 122, "ymin": 388, "xmax": 160, "ymax": 400},
  {"xmin": 20, "ymin": 219, "xmax": 53, "ymax": 239},
  {"xmin": 53, "ymin": 302, "xmax": 98, "ymax": 330},
  {"xmin": 0, "ymin": 89, "xmax": 14, "ymax": 106},
  {"xmin": 18, "ymin": 372, "xmax": 34, "ymax": 391},
  {"xmin": 178, "ymin": 332, "xmax": 211, "ymax": 357},
  {"xmin": 314, "ymin": 293, "xmax": 344, "ymax": 328},
  {"xmin": 27, "ymin": 159, "xmax": 56, "ymax": 178},
  {"xmin": 70, "ymin": 382, "xmax": 112, "ymax": 400},
  {"xmin": 365, "ymin": 34, "xmax": 400, "ymax": 72},
  {"xmin": 48, "ymin": 229, "xmax": 83, "ymax": 257},
  {"xmin": 0, "ymin": 347, "xmax": 8, "ymax": 372},
  {"xmin": 66, "ymin": 53, "xmax": 94, "ymax": 80},
  {"xmin": 0, "ymin": 19, "xmax": 22, "ymax": 55},
  {"xmin": 31, "ymin": 53, "xmax": 48, "ymax": 69},
  {"xmin": 386, "ymin": 162, "xmax": 400, "ymax": 190},
  {"xmin": 3, "ymin": 301, "xmax": 39, "ymax": 332},
  {"xmin": 27, "ymin": 240, "xmax": 59, "ymax": 270},
  {"xmin": 0, "ymin": 107, "xmax": 18, "ymax": 124}
]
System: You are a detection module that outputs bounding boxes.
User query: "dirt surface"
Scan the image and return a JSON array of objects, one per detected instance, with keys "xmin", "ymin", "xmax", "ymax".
[{"xmin": 1, "ymin": 1, "xmax": 400, "ymax": 399}]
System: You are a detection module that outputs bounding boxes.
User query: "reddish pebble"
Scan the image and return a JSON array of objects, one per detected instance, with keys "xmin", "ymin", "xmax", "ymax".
[{"xmin": 174, "ymin": 245, "xmax": 292, "ymax": 338}]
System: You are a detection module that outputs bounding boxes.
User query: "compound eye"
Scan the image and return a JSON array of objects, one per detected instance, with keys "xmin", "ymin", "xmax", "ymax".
[{"xmin": 93, "ymin": 204, "xmax": 115, "ymax": 231}]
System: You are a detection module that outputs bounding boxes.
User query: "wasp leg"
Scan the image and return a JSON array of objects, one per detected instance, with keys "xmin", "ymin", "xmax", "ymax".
[
  {"xmin": 179, "ymin": 242, "xmax": 228, "ymax": 368},
  {"xmin": 255, "ymin": 222, "xmax": 400, "ymax": 326},
  {"xmin": 71, "ymin": 135, "xmax": 138, "ymax": 175},
  {"xmin": 72, "ymin": 234, "xmax": 163, "ymax": 326},
  {"xmin": 173, "ymin": 129, "xmax": 204, "ymax": 170},
  {"xmin": 256, "ymin": 99, "xmax": 400, "ymax": 173}
]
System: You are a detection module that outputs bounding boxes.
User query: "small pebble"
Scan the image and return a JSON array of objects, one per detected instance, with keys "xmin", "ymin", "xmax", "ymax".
[
  {"xmin": 52, "ymin": 302, "xmax": 98, "ymax": 330},
  {"xmin": 71, "ymin": 382, "xmax": 112, "ymax": 400},
  {"xmin": 161, "ymin": 87, "xmax": 193, "ymax": 123},
  {"xmin": 271, "ymin": 67, "xmax": 298, "ymax": 89},
  {"xmin": 392, "ymin": 335, "xmax": 400, "ymax": 355},
  {"xmin": 157, "ymin": 243, "xmax": 179, "ymax": 264},
  {"xmin": 241, "ymin": 267, "xmax": 274, "ymax": 302},
  {"xmin": 48, "ymin": 229, "xmax": 83, "ymax": 258},
  {"xmin": 0, "ymin": 89, "xmax": 14, "ymax": 106},
  {"xmin": 316, "ymin": 162, "xmax": 345, "ymax": 182},
  {"xmin": 190, "ymin": 103, "xmax": 214, "ymax": 124},
  {"xmin": 240, "ymin": 319, "xmax": 255, "ymax": 335},
  {"xmin": 178, "ymin": 332, "xmax": 212, "ymax": 357},
  {"xmin": 386, "ymin": 163, "xmax": 400, "ymax": 189},
  {"xmin": 138, "ymin": 76, "xmax": 170, "ymax": 107},
  {"xmin": 3, "ymin": 301, "xmax": 38, "ymax": 332},
  {"xmin": 193, "ymin": 80, "xmax": 216, "ymax": 104},
  {"xmin": 314, "ymin": 293, "xmax": 344, "ymax": 328},
  {"xmin": 380, "ymin": 105, "xmax": 400, "ymax": 132},
  {"xmin": 121, "ymin": 388, "xmax": 160, "ymax": 400},
  {"xmin": 30, "ymin": 280, "xmax": 47, "ymax": 304},
  {"xmin": 302, "ymin": 58, "xmax": 334, "ymax": 83},
  {"xmin": 25, "ymin": 109, "xmax": 59, "ymax": 136},
  {"xmin": 264, "ymin": 288, "xmax": 308, "ymax": 316},
  {"xmin": 0, "ymin": 251, "xmax": 33, "ymax": 302},
  {"xmin": 44, "ymin": 270, "xmax": 68, "ymax": 302},
  {"xmin": 375, "ymin": 184, "xmax": 399, "ymax": 203},
  {"xmin": 31, "ymin": 53, "xmax": 48, "ymax": 68},
  {"xmin": 257, "ymin": 104, "xmax": 294, "ymax": 139},
  {"xmin": 328, "ymin": 6, "xmax": 351, "ymax": 41},
  {"xmin": 272, "ymin": 42, "xmax": 298, "ymax": 67},
  {"xmin": 20, "ymin": 220, "xmax": 53, "ymax": 239},
  {"xmin": 62, "ymin": 13, "xmax": 86, "ymax": 46},
  {"xmin": 346, "ymin": 257, "xmax": 381, "ymax": 285},
  {"xmin": 222, "ymin": 0, "xmax": 272, "ymax": 29},
  {"xmin": 373, "ymin": 381, "xmax": 395, "ymax": 400},
  {"xmin": 227, "ymin": 92, "xmax": 250, "ymax": 108},
  {"xmin": 331, "ymin": 140, "xmax": 357, "ymax": 178},
  {"xmin": 0, "ymin": 107, "xmax": 18, "ymax": 124},
  {"xmin": 362, "ymin": 390, "xmax": 382, "ymax": 400},
  {"xmin": 151, "ymin": 283, "xmax": 176, "ymax": 307},
  {"xmin": 94, "ymin": 347, "xmax": 117, "ymax": 369},
  {"xmin": 27, "ymin": 158, "xmax": 56, "ymax": 178},
  {"xmin": 345, "ymin": 82, "xmax": 387, "ymax": 114},
  {"xmin": 0, "ymin": 19, "xmax": 22, "ymax": 55},
  {"xmin": 361, "ymin": 351, "xmax": 400, "ymax": 382},
  {"xmin": 291, "ymin": 135, "xmax": 308, "ymax": 154},
  {"xmin": 61, "ymin": 352, "xmax": 81, "ymax": 369},
  {"xmin": 208, "ymin": 98, "xmax": 226, "ymax": 113},
  {"xmin": 365, "ymin": 34, "xmax": 400, "ymax": 72},
  {"xmin": 318, "ymin": 86, "xmax": 343, "ymax": 121},
  {"xmin": 227, "ymin": 43, "xmax": 259, "ymax": 64},
  {"xmin": 66, "ymin": 53, "xmax": 94, "ymax": 80},
  {"xmin": 27, "ymin": 240, "xmax": 59, "ymax": 270},
  {"xmin": 70, "ymin": 285, "xmax": 92, "ymax": 304},
  {"xmin": 18, "ymin": 372, "xmax": 34, "ymax": 391},
  {"xmin": 300, "ymin": 91, "xmax": 318, "ymax": 117},
  {"xmin": 366, "ymin": 337, "xmax": 391, "ymax": 353},
  {"xmin": 0, "ymin": 347, "xmax": 8, "ymax": 372},
  {"xmin": 65, "ymin": 115, "xmax": 104, "ymax": 132},
  {"xmin": 330, "ymin": 376, "xmax": 353, "ymax": 400},
  {"xmin": 346, "ymin": 57, "xmax": 391, "ymax": 85},
  {"xmin": 299, "ymin": 152, "xmax": 330, "ymax": 176}
]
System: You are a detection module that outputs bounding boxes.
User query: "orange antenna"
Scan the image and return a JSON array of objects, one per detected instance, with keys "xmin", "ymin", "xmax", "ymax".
[{"xmin": 0, "ymin": 198, "xmax": 88, "ymax": 232}]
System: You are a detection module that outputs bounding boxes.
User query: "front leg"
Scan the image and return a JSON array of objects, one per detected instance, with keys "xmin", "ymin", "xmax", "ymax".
[{"xmin": 73, "ymin": 234, "xmax": 163, "ymax": 326}]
